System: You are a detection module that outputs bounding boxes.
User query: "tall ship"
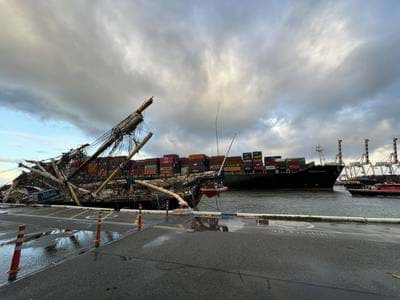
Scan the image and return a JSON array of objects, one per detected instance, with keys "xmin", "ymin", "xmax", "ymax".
[{"xmin": 1, "ymin": 98, "xmax": 223, "ymax": 210}]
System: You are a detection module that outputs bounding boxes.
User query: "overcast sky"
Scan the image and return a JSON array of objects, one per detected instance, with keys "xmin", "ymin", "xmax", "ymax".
[{"xmin": 1, "ymin": 0, "xmax": 400, "ymax": 184}]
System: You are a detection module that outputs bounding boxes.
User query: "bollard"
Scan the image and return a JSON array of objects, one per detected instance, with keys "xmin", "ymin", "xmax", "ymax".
[
  {"xmin": 165, "ymin": 199, "xmax": 169, "ymax": 222},
  {"xmin": 94, "ymin": 211, "xmax": 102, "ymax": 248},
  {"xmin": 8, "ymin": 224, "xmax": 26, "ymax": 281},
  {"xmin": 138, "ymin": 204, "xmax": 143, "ymax": 230}
]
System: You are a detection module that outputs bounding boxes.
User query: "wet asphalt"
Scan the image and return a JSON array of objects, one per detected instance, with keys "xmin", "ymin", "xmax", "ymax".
[{"xmin": 0, "ymin": 205, "xmax": 400, "ymax": 299}]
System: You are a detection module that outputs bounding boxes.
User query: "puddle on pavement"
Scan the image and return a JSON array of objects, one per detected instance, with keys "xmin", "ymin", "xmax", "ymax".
[
  {"xmin": 255, "ymin": 218, "xmax": 314, "ymax": 229},
  {"xmin": 191, "ymin": 217, "xmax": 229, "ymax": 232},
  {"xmin": 269, "ymin": 220, "xmax": 314, "ymax": 230},
  {"xmin": 256, "ymin": 219, "xmax": 270, "ymax": 226},
  {"xmin": 0, "ymin": 229, "xmax": 121, "ymax": 286}
]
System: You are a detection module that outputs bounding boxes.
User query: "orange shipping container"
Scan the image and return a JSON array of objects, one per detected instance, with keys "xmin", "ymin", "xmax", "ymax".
[
  {"xmin": 224, "ymin": 166, "xmax": 241, "ymax": 172},
  {"xmin": 189, "ymin": 154, "xmax": 208, "ymax": 160}
]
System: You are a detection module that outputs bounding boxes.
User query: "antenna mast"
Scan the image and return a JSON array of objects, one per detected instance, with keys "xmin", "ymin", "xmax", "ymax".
[{"xmin": 316, "ymin": 144, "xmax": 325, "ymax": 165}]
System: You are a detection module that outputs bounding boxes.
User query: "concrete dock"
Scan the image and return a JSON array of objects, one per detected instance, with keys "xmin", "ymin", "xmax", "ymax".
[{"xmin": 0, "ymin": 205, "xmax": 400, "ymax": 299}]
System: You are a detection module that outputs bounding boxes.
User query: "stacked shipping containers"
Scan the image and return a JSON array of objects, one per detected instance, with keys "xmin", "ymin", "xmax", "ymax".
[
  {"xmin": 144, "ymin": 158, "xmax": 160, "ymax": 176},
  {"xmin": 242, "ymin": 152, "xmax": 253, "ymax": 173},
  {"xmin": 81, "ymin": 151, "xmax": 308, "ymax": 179},
  {"xmin": 224, "ymin": 156, "xmax": 243, "ymax": 173},
  {"xmin": 188, "ymin": 154, "xmax": 209, "ymax": 173},
  {"xmin": 252, "ymin": 151, "xmax": 263, "ymax": 173},
  {"xmin": 275, "ymin": 158, "xmax": 287, "ymax": 173},
  {"xmin": 160, "ymin": 154, "xmax": 180, "ymax": 176},
  {"xmin": 108, "ymin": 156, "xmax": 126, "ymax": 177},
  {"xmin": 179, "ymin": 157, "xmax": 189, "ymax": 175},
  {"xmin": 286, "ymin": 157, "xmax": 306, "ymax": 171},
  {"xmin": 209, "ymin": 156, "xmax": 225, "ymax": 172},
  {"xmin": 264, "ymin": 156, "xmax": 282, "ymax": 173},
  {"xmin": 131, "ymin": 160, "xmax": 145, "ymax": 177}
]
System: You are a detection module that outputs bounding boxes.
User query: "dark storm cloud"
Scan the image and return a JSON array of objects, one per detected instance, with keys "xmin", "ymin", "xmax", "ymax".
[{"xmin": 1, "ymin": 0, "xmax": 400, "ymax": 161}]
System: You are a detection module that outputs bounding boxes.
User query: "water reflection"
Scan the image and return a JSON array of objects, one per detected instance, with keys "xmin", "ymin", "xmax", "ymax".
[
  {"xmin": 0, "ymin": 229, "xmax": 121, "ymax": 286},
  {"xmin": 191, "ymin": 217, "xmax": 229, "ymax": 232}
]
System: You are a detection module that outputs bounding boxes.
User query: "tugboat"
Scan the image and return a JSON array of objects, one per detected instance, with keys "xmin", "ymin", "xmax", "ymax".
[{"xmin": 347, "ymin": 182, "xmax": 400, "ymax": 197}]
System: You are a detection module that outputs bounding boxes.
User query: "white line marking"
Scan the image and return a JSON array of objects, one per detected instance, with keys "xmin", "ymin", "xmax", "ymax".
[
  {"xmin": 46, "ymin": 209, "xmax": 73, "ymax": 216},
  {"xmin": 70, "ymin": 210, "xmax": 89, "ymax": 219},
  {"xmin": 4, "ymin": 212, "xmax": 136, "ymax": 226},
  {"xmin": 102, "ymin": 211, "xmax": 114, "ymax": 220},
  {"xmin": 154, "ymin": 225, "xmax": 187, "ymax": 231}
]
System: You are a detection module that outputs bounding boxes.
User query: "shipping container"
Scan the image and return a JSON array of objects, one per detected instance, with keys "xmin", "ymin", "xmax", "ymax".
[
  {"xmin": 130, "ymin": 160, "xmax": 145, "ymax": 176},
  {"xmin": 264, "ymin": 156, "xmax": 282, "ymax": 165},
  {"xmin": 285, "ymin": 157, "xmax": 306, "ymax": 169},
  {"xmin": 163, "ymin": 154, "xmax": 179, "ymax": 159},
  {"xmin": 243, "ymin": 152, "xmax": 252, "ymax": 160},
  {"xmin": 179, "ymin": 157, "xmax": 189, "ymax": 167},
  {"xmin": 144, "ymin": 158, "xmax": 160, "ymax": 176},
  {"xmin": 223, "ymin": 166, "xmax": 242, "ymax": 172},
  {"xmin": 209, "ymin": 155, "xmax": 225, "ymax": 163},
  {"xmin": 188, "ymin": 154, "xmax": 208, "ymax": 160},
  {"xmin": 253, "ymin": 151, "xmax": 263, "ymax": 160},
  {"xmin": 226, "ymin": 156, "xmax": 242, "ymax": 162},
  {"xmin": 209, "ymin": 165, "xmax": 222, "ymax": 171},
  {"xmin": 243, "ymin": 161, "xmax": 253, "ymax": 173},
  {"xmin": 188, "ymin": 153, "xmax": 209, "ymax": 173},
  {"xmin": 264, "ymin": 156, "xmax": 282, "ymax": 160}
]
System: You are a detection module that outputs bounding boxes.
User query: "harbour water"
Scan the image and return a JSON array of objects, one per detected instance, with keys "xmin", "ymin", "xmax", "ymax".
[{"xmin": 198, "ymin": 185, "xmax": 400, "ymax": 218}]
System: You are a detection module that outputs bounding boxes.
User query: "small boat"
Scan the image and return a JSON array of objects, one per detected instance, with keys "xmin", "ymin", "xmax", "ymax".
[
  {"xmin": 347, "ymin": 182, "xmax": 400, "ymax": 197},
  {"xmin": 200, "ymin": 184, "xmax": 228, "ymax": 198}
]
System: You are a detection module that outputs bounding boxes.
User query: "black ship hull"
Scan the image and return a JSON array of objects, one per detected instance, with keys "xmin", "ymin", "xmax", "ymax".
[{"xmin": 223, "ymin": 164, "xmax": 343, "ymax": 190}]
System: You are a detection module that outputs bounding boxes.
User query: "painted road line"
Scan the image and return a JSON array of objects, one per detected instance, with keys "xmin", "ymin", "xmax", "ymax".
[
  {"xmin": 102, "ymin": 211, "xmax": 114, "ymax": 220},
  {"xmin": 46, "ymin": 209, "xmax": 75, "ymax": 216},
  {"xmin": 3, "ymin": 212, "xmax": 136, "ymax": 227},
  {"xmin": 153, "ymin": 225, "xmax": 188, "ymax": 231},
  {"xmin": 70, "ymin": 209, "xmax": 90, "ymax": 219}
]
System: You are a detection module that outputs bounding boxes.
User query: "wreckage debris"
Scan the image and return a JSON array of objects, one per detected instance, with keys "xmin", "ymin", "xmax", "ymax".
[{"xmin": 2, "ymin": 98, "xmax": 223, "ymax": 210}]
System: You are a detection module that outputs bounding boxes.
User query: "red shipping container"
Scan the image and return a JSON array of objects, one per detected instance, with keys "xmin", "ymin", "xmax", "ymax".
[
  {"xmin": 226, "ymin": 156, "xmax": 242, "ymax": 163},
  {"xmin": 179, "ymin": 158, "xmax": 189, "ymax": 167}
]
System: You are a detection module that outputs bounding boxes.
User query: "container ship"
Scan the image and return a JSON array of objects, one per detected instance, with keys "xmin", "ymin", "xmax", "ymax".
[{"xmin": 80, "ymin": 151, "xmax": 343, "ymax": 190}]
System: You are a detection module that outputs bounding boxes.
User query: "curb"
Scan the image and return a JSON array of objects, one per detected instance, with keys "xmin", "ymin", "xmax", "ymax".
[
  {"xmin": 236, "ymin": 213, "xmax": 400, "ymax": 224},
  {"xmin": 3, "ymin": 203, "xmax": 400, "ymax": 224}
]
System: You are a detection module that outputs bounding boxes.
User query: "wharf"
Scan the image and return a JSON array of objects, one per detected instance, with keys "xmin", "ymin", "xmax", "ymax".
[{"xmin": 0, "ymin": 205, "xmax": 400, "ymax": 299}]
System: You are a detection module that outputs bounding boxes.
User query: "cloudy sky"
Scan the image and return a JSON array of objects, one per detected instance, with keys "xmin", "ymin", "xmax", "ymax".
[{"xmin": 1, "ymin": 0, "xmax": 400, "ymax": 184}]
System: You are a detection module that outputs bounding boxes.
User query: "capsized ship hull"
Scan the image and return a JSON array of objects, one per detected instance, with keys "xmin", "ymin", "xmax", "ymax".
[{"xmin": 223, "ymin": 164, "xmax": 343, "ymax": 190}]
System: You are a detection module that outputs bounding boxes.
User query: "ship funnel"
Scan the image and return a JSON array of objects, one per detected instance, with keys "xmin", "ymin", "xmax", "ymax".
[
  {"xmin": 338, "ymin": 139, "xmax": 343, "ymax": 165},
  {"xmin": 393, "ymin": 138, "xmax": 398, "ymax": 164},
  {"xmin": 364, "ymin": 139, "xmax": 370, "ymax": 164}
]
